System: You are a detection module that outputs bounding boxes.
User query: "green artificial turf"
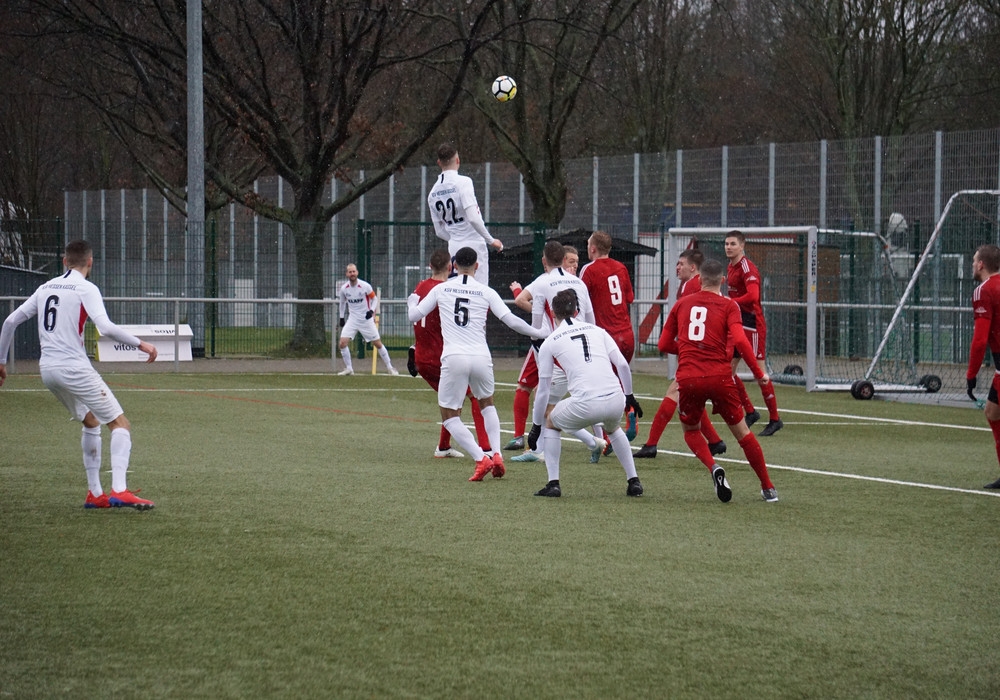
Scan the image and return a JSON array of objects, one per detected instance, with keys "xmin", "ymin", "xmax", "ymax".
[{"xmin": 1, "ymin": 371, "xmax": 998, "ymax": 698}]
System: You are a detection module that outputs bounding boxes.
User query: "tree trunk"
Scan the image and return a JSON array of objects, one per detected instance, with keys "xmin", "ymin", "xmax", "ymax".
[{"xmin": 289, "ymin": 222, "xmax": 328, "ymax": 352}]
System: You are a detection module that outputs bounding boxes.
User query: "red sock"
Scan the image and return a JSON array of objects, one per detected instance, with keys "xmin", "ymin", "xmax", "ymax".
[
  {"xmin": 738, "ymin": 433, "xmax": 774, "ymax": 490},
  {"xmin": 438, "ymin": 425, "xmax": 451, "ymax": 451},
  {"xmin": 683, "ymin": 427, "xmax": 715, "ymax": 469},
  {"xmin": 646, "ymin": 397, "xmax": 677, "ymax": 447},
  {"xmin": 989, "ymin": 419, "xmax": 1000, "ymax": 465},
  {"xmin": 700, "ymin": 411, "xmax": 722, "ymax": 444},
  {"xmin": 513, "ymin": 388, "xmax": 530, "ymax": 437},
  {"xmin": 470, "ymin": 396, "xmax": 490, "ymax": 452},
  {"xmin": 734, "ymin": 375, "xmax": 756, "ymax": 414},
  {"xmin": 759, "ymin": 379, "xmax": 780, "ymax": 421}
]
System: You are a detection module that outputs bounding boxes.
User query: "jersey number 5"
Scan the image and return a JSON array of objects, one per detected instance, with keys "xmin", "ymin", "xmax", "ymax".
[{"xmin": 453, "ymin": 298, "xmax": 470, "ymax": 327}]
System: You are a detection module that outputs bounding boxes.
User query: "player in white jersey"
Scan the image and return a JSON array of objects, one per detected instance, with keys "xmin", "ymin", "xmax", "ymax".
[
  {"xmin": 427, "ymin": 142, "xmax": 503, "ymax": 285},
  {"xmin": 527, "ymin": 288, "xmax": 644, "ymax": 498},
  {"xmin": 0, "ymin": 240, "xmax": 157, "ymax": 509},
  {"xmin": 408, "ymin": 246, "xmax": 547, "ymax": 482},
  {"xmin": 336, "ymin": 263, "xmax": 398, "ymax": 376},
  {"xmin": 508, "ymin": 240, "xmax": 605, "ymax": 463}
]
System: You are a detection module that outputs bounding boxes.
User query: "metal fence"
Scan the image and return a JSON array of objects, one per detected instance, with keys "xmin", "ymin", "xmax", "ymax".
[{"xmin": 2, "ymin": 126, "xmax": 999, "ymax": 364}]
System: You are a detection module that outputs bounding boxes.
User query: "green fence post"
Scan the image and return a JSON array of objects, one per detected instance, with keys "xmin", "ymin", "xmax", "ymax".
[{"xmin": 354, "ymin": 219, "xmax": 369, "ymax": 360}]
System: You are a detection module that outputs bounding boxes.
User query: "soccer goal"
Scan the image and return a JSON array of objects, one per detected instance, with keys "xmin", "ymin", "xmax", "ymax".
[{"xmin": 667, "ymin": 190, "xmax": 1000, "ymax": 405}]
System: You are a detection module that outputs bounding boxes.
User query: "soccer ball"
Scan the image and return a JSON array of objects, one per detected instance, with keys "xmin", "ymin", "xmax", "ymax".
[{"xmin": 491, "ymin": 75, "xmax": 517, "ymax": 102}]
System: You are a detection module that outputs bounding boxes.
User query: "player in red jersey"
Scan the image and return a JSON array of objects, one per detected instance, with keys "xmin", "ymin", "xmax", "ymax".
[
  {"xmin": 966, "ymin": 244, "xmax": 1000, "ymax": 489},
  {"xmin": 635, "ymin": 248, "xmax": 727, "ymax": 459},
  {"xmin": 724, "ymin": 230, "xmax": 783, "ymax": 437},
  {"xmin": 408, "ymin": 249, "xmax": 490, "ymax": 458},
  {"xmin": 580, "ymin": 230, "xmax": 636, "ymax": 361},
  {"xmin": 660, "ymin": 259, "xmax": 779, "ymax": 503},
  {"xmin": 580, "ymin": 230, "xmax": 639, "ymax": 446}
]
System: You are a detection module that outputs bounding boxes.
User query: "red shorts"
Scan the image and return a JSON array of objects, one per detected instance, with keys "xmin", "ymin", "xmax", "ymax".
[
  {"xmin": 988, "ymin": 373, "xmax": 1000, "ymax": 404},
  {"xmin": 733, "ymin": 327, "xmax": 766, "ymax": 362},
  {"xmin": 610, "ymin": 330, "xmax": 635, "ymax": 363},
  {"xmin": 676, "ymin": 374, "xmax": 745, "ymax": 426},
  {"xmin": 417, "ymin": 362, "xmax": 441, "ymax": 391},
  {"xmin": 517, "ymin": 350, "xmax": 539, "ymax": 389}
]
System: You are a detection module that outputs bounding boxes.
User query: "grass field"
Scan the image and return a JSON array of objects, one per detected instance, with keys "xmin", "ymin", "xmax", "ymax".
[{"xmin": 2, "ymin": 366, "xmax": 998, "ymax": 699}]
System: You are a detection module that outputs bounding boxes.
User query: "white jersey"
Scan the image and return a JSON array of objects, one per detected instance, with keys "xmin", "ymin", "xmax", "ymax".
[
  {"xmin": 536, "ymin": 317, "xmax": 632, "ymax": 401},
  {"xmin": 427, "ymin": 170, "xmax": 494, "ymax": 256},
  {"xmin": 527, "ymin": 267, "xmax": 596, "ymax": 332},
  {"xmin": 0, "ymin": 268, "xmax": 141, "ymax": 370},
  {"xmin": 410, "ymin": 273, "xmax": 513, "ymax": 358},
  {"xmin": 338, "ymin": 279, "xmax": 377, "ymax": 320}
]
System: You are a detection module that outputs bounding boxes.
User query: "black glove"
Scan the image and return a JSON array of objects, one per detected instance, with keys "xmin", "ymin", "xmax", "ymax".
[
  {"xmin": 625, "ymin": 393, "xmax": 643, "ymax": 419},
  {"xmin": 339, "ymin": 317, "xmax": 345, "ymax": 327},
  {"xmin": 365, "ymin": 310, "xmax": 374, "ymax": 320},
  {"xmin": 407, "ymin": 346, "xmax": 418, "ymax": 377},
  {"xmin": 967, "ymin": 377, "xmax": 977, "ymax": 402},
  {"xmin": 527, "ymin": 423, "xmax": 542, "ymax": 451}
]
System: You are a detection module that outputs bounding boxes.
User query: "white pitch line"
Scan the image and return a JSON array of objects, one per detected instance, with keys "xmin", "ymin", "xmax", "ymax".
[{"xmin": 644, "ymin": 448, "xmax": 1000, "ymax": 498}]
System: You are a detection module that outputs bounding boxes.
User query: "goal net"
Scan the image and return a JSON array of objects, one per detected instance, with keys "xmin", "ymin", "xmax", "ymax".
[{"xmin": 663, "ymin": 190, "xmax": 1000, "ymax": 405}]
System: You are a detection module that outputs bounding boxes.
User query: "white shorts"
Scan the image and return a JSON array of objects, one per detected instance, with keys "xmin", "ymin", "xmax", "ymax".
[
  {"xmin": 549, "ymin": 391, "xmax": 624, "ymax": 433},
  {"xmin": 341, "ymin": 316, "xmax": 380, "ymax": 343},
  {"xmin": 549, "ymin": 366, "xmax": 569, "ymax": 401},
  {"xmin": 40, "ymin": 364, "xmax": 124, "ymax": 424},
  {"xmin": 449, "ymin": 243, "xmax": 490, "ymax": 285},
  {"xmin": 438, "ymin": 354, "xmax": 494, "ymax": 409}
]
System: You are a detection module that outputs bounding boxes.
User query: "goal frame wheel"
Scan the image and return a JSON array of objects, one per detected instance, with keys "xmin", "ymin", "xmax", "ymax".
[{"xmin": 850, "ymin": 379, "xmax": 875, "ymax": 400}]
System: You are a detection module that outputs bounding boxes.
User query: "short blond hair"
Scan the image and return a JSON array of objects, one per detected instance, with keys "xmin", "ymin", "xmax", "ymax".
[{"xmin": 589, "ymin": 231, "xmax": 612, "ymax": 255}]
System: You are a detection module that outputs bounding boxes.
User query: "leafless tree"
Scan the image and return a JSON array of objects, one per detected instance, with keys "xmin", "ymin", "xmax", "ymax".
[
  {"xmin": 13, "ymin": 0, "xmax": 503, "ymax": 350},
  {"xmin": 464, "ymin": 0, "xmax": 643, "ymax": 227}
]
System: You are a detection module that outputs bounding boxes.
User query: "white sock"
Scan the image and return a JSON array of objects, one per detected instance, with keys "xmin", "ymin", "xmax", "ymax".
[
  {"xmin": 378, "ymin": 346, "xmax": 394, "ymax": 371},
  {"xmin": 110, "ymin": 428, "xmax": 132, "ymax": 493},
  {"xmin": 543, "ymin": 428, "xmax": 562, "ymax": 481},
  {"xmin": 573, "ymin": 428, "xmax": 597, "ymax": 450},
  {"xmin": 442, "ymin": 417, "xmax": 485, "ymax": 461},
  {"xmin": 81, "ymin": 426, "xmax": 103, "ymax": 495},
  {"xmin": 481, "ymin": 405, "xmax": 502, "ymax": 455},
  {"xmin": 608, "ymin": 428, "xmax": 638, "ymax": 479},
  {"xmin": 340, "ymin": 346, "xmax": 353, "ymax": 370}
]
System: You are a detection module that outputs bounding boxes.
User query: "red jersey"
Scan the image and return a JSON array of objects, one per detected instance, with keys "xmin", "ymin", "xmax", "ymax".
[
  {"xmin": 968, "ymin": 274, "xmax": 1000, "ymax": 379},
  {"xmin": 412, "ymin": 277, "xmax": 444, "ymax": 368},
  {"xmin": 579, "ymin": 256, "xmax": 635, "ymax": 346},
  {"xmin": 678, "ymin": 274, "xmax": 701, "ymax": 299},
  {"xmin": 660, "ymin": 290, "xmax": 763, "ymax": 381},
  {"xmin": 727, "ymin": 256, "xmax": 765, "ymax": 331}
]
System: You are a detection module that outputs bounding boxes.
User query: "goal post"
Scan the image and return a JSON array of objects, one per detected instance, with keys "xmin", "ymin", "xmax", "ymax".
[
  {"xmin": 666, "ymin": 226, "xmax": 819, "ymax": 390},
  {"xmin": 664, "ymin": 190, "xmax": 1000, "ymax": 404}
]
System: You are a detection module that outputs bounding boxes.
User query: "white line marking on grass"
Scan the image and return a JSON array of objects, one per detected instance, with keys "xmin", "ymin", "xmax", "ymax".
[{"xmin": 647, "ymin": 448, "xmax": 1000, "ymax": 498}]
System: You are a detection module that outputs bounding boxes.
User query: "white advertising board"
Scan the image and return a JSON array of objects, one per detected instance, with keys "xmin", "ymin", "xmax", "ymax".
[{"xmin": 96, "ymin": 324, "xmax": 194, "ymax": 362}]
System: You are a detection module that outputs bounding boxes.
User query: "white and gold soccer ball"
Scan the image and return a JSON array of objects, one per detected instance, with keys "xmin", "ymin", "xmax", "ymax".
[{"xmin": 491, "ymin": 75, "xmax": 517, "ymax": 102}]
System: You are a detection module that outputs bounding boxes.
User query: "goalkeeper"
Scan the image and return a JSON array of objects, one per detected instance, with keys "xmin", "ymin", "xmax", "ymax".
[{"xmin": 336, "ymin": 263, "xmax": 398, "ymax": 376}]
